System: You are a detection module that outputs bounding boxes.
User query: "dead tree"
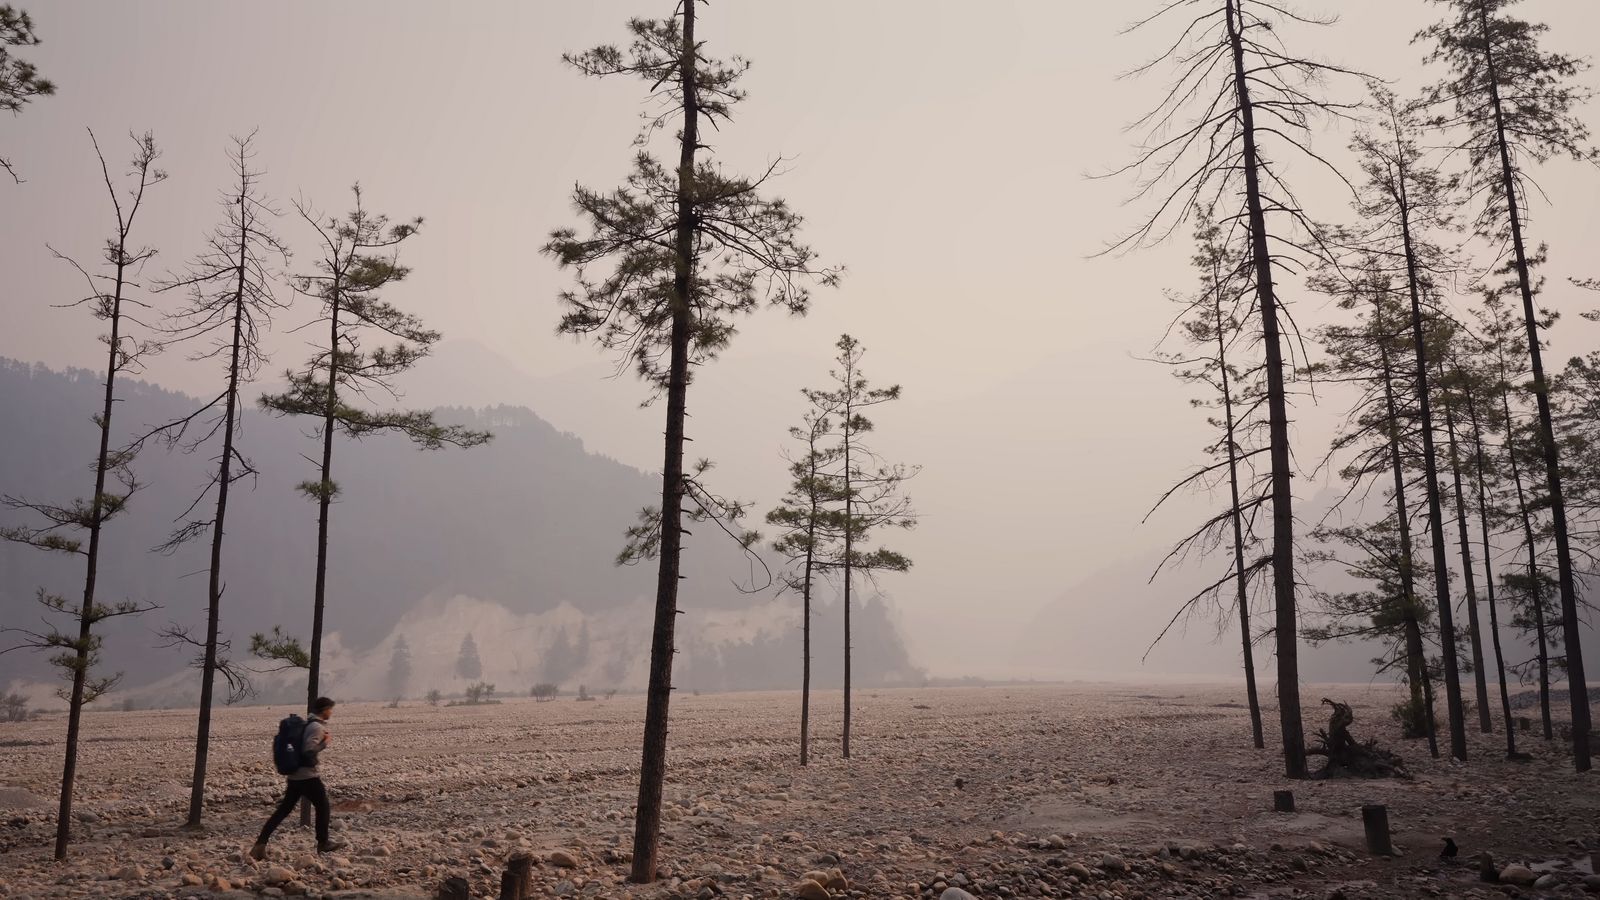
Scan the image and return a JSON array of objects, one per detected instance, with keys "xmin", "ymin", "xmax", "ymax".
[
  {"xmin": 0, "ymin": 131, "xmax": 163, "ymax": 859},
  {"xmin": 152, "ymin": 133, "xmax": 289, "ymax": 828},
  {"xmin": 1308, "ymin": 698, "xmax": 1409, "ymax": 779},
  {"xmin": 1106, "ymin": 0, "xmax": 1363, "ymax": 778},
  {"xmin": 542, "ymin": 1, "xmax": 838, "ymax": 881}
]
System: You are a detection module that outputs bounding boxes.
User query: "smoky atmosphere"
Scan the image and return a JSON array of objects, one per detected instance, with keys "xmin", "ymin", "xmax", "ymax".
[{"xmin": 1, "ymin": 1, "xmax": 1599, "ymax": 898}]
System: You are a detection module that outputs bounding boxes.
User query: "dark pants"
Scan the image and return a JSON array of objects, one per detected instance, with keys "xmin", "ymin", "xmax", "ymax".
[{"xmin": 258, "ymin": 777, "xmax": 329, "ymax": 846}]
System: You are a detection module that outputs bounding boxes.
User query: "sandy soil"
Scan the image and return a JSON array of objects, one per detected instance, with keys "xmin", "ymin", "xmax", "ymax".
[{"xmin": 1, "ymin": 684, "xmax": 1596, "ymax": 899}]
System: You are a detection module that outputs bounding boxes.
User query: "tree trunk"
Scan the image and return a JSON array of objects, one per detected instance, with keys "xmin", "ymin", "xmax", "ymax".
[
  {"xmin": 1375, "ymin": 300, "xmax": 1438, "ymax": 759},
  {"xmin": 1480, "ymin": 4, "xmax": 1590, "ymax": 771},
  {"xmin": 1439, "ymin": 360, "xmax": 1492, "ymax": 733},
  {"xmin": 1465, "ymin": 379, "xmax": 1516, "ymax": 756},
  {"xmin": 300, "ymin": 282, "xmax": 342, "ymax": 828},
  {"xmin": 799, "ymin": 447, "xmax": 818, "ymax": 767},
  {"xmin": 1394, "ymin": 139, "xmax": 1469, "ymax": 762},
  {"xmin": 1215, "ymin": 271, "xmax": 1263, "ymax": 750},
  {"xmin": 1496, "ymin": 351, "xmax": 1552, "ymax": 739},
  {"xmin": 841, "ymin": 355, "xmax": 855, "ymax": 761},
  {"xmin": 1225, "ymin": 0, "xmax": 1303, "ymax": 777},
  {"xmin": 54, "ymin": 249, "xmax": 131, "ymax": 858},
  {"xmin": 629, "ymin": 1, "xmax": 697, "ymax": 883},
  {"xmin": 186, "ymin": 197, "xmax": 249, "ymax": 828}
]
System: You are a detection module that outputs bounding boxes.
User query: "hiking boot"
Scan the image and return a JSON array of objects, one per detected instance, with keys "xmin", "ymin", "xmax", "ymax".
[
  {"xmin": 249, "ymin": 842, "xmax": 268, "ymax": 861},
  {"xmin": 317, "ymin": 840, "xmax": 346, "ymax": 854}
]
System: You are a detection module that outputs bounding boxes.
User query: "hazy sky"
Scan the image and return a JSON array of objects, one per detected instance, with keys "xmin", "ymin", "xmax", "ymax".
[{"xmin": 4, "ymin": 1, "xmax": 1599, "ymax": 679}]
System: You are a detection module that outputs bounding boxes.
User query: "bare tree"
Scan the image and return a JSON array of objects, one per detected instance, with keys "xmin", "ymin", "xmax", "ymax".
[
  {"xmin": 0, "ymin": 131, "xmax": 163, "ymax": 859},
  {"xmin": 152, "ymin": 133, "xmax": 290, "ymax": 827},
  {"xmin": 1107, "ymin": 0, "xmax": 1362, "ymax": 777},
  {"xmin": 542, "ymin": 2, "xmax": 838, "ymax": 881},
  {"xmin": 1419, "ymin": 0, "xmax": 1596, "ymax": 770}
]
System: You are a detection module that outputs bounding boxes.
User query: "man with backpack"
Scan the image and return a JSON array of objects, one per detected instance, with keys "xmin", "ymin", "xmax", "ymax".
[{"xmin": 251, "ymin": 696, "xmax": 345, "ymax": 859}]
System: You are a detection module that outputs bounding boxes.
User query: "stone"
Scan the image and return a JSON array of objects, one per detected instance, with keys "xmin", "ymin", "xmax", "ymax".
[
  {"xmin": 1099, "ymin": 854, "xmax": 1128, "ymax": 874},
  {"xmin": 180, "ymin": 873, "xmax": 203, "ymax": 886},
  {"xmin": 262, "ymin": 866, "xmax": 296, "ymax": 886},
  {"xmin": 549, "ymin": 849, "xmax": 579, "ymax": 868},
  {"xmin": 824, "ymin": 869, "xmax": 848, "ymax": 891},
  {"xmin": 114, "ymin": 864, "xmax": 144, "ymax": 881},
  {"xmin": 795, "ymin": 879, "xmax": 830, "ymax": 900},
  {"xmin": 1499, "ymin": 865, "xmax": 1537, "ymax": 886},
  {"xmin": 1067, "ymin": 863, "xmax": 1093, "ymax": 880},
  {"xmin": 940, "ymin": 890, "xmax": 978, "ymax": 900},
  {"xmin": 1582, "ymin": 874, "xmax": 1600, "ymax": 892}
]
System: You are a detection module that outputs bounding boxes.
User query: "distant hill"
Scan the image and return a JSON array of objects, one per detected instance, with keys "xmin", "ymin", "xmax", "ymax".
[{"xmin": 0, "ymin": 359, "xmax": 920, "ymax": 702}]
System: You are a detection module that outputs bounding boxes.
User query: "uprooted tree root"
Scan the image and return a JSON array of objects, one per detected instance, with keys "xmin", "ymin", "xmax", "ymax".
[{"xmin": 1307, "ymin": 698, "xmax": 1410, "ymax": 779}]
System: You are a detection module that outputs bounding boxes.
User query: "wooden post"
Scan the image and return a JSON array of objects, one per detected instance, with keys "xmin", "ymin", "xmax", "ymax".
[
  {"xmin": 438, "ymin": 876, "xmax": 471, "ymax": 900},
  {"xmin": 1361, "ymin": 804, "xmax": 1392, "ymax": 856},
  {"xmin": 500, "ymin": 852, "xmax": 533, "ymax": 900},
  {"xmin": 1478, "ymin": 852, "xmax": 1497, "ymax": 882},
  {"xmin": 1273, "ymin": 790, "xmax": 1295, "ymax": 813}
]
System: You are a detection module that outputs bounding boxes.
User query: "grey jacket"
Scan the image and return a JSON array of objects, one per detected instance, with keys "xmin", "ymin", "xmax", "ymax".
[{"xmin": 288, "ymin": 717, "xmax": 329, "ymax": 781}]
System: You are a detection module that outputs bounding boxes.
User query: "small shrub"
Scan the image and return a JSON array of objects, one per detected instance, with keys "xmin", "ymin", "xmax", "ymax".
[
  {"xmin": 2, "ymin": 691, "xmax": 31, "ymax": 723},
  {"xmin": 531, "ymin": 683, "xmax": 558, "ymax": 702},
  {"xmin": 425, "ymin": 689, "xmax": 442, "ymax": 707},
  {"xmin": 1390, "ymin": 696, "xmax": 1432, "ymax": 739}
]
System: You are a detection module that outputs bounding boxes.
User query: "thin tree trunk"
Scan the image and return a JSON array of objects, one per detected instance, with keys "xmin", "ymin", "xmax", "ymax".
[
  {"xmin": 299, "ymin": 279, "xmax": 341, "ymax": 829},
  {"xmin": 187, "ymin": 202, "xmax": 249, "ymax": 828},
  {"xmin": 1393, "ymin": 135, "xmax": 1469, "ymax": 762},
  {"xmin": 629, "ymin": 1, "xmax": 697, "ymax": 883},
  {"xmin": 1439, "ymin": 359, "xmax": 1492, "ymax": 733},
  {"xmin": 842, "ymin": 379, "xmax": 854, "ymax": 761},
  {"xmin": 1479, "ymin": 4, "xmax": 1590, "ymax": 770},
  {"xmin": 1465, "ymin": 377, "xmax": 1516, "ymax": 756},
  {"xmin": 799, "ymin": 429, "xmax": 821, "ymax": 767},
  {"xmin": 1498, "ymin": 371, "xmax": 1552, "ymax": 739},
  {"xmin": 1375, "ymin": 300, "xmax": 1438, "ymax": 758},
  {"xmin": 54, "ymin": 245, "xmax": 131, "ymax": 858},
  {"xmin": 1214, "ymin": 272, "xmax": 1263, "ymax": 750},
  {"xmin": 307, "ymin": 286, "xmax": 341, "ymax": 708},
  {"xmin": 1225, "ymin": 0, "xmax": 1303, "ymax": 777}
]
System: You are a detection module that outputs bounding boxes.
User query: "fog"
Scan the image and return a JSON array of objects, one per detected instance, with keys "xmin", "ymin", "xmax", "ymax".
[{"xmin": 3, "ymin": 0, "xmax": 1599, "ymax": 683}]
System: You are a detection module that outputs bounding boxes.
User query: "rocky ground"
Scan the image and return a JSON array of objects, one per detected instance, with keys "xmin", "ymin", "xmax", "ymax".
[{"xmin": 1, "ymin": 684, "xmax": 1597, "ymax": 900}]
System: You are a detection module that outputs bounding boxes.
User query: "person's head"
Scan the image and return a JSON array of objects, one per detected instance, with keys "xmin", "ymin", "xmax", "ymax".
[{"xmin": 312, "ymin": 697, "xmax": 336, "ymax": 720}]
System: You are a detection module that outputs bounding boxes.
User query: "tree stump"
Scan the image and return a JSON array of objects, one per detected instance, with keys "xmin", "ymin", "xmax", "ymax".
[
  {"xmin": 1308, "ymin": 698, "xmax": 1408, "ymax": 778},
  {"xmin": 1361, "ymin": 804, "xmax": 1393, "ymax": 856},
  {"xmin": 438, "ymin": 876, "xmax": 470, "ymax": 900},
  {"xmin": 1273, "ymin": 790, "xmax": 1295, "ymax": 812},
  {"xmin": 500, "ymin": 852, "xmax": 534, "ymax": 900}
]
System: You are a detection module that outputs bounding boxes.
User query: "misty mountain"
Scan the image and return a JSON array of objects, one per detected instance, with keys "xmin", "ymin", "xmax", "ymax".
[{"xmin": 0, "ymin": 358, "xmax": 920, "ymax": 702}]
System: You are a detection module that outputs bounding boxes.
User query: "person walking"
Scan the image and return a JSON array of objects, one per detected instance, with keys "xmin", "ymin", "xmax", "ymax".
[{"xmin": 252, "ymin": 696, "xmax": 344, "ymax": 858}]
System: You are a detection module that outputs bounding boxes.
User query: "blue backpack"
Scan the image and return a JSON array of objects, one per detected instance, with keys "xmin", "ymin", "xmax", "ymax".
[{"xmin": 272, "ymin": 714, "xmax": 310, "ymax": 775}]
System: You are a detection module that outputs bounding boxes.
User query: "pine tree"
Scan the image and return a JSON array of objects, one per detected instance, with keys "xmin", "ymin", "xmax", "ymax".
[
  {"xmin": 1145, "ymin": 215, "xmax": 1268, "ymax": 750},
  {"xmin": 1338, "ymin": 89, "xmax": 1472, "ymax": 761},
  {"xmin": 456, "ymin": 633, "xmax": 482, "ymax": 682},
  {"xmin": 1109, "ymin": 0, "xmax": 1363, "ymax": 777},
  {"xmin": 805, "ymin": 335, "xmax": 916, "ymax": 759},
  {"xmin": 387, "ymin": 636, "xmax": 412, "ymax": 699},
  {"xmin": 154, "ymin": 133, "xmax": 290, "ymax": 827},
  {"xmin": 767, "ymin": 406, "xmax": 844, "ymax": 765},
  {"xmin": 1305, "ymin": 258, "xmax": 1439, "ymax": 757},
  {"xmin": 0, "ymin": 131, "xmax": 163, "ymax": 859},
  {"xmin": 253, "ymin": 186, "xmax": 489, "ymax": 710},
  {"xmin": 1419, "ymin": 0, "xmax": 1596, "ymax": 770},
  {"xmin": 0, "ymin": 4, "xmax": 55, "ymax": 182},
  {"xmin": 542, "ymin": 2, "xmax": 837, "ymax": 881}
]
